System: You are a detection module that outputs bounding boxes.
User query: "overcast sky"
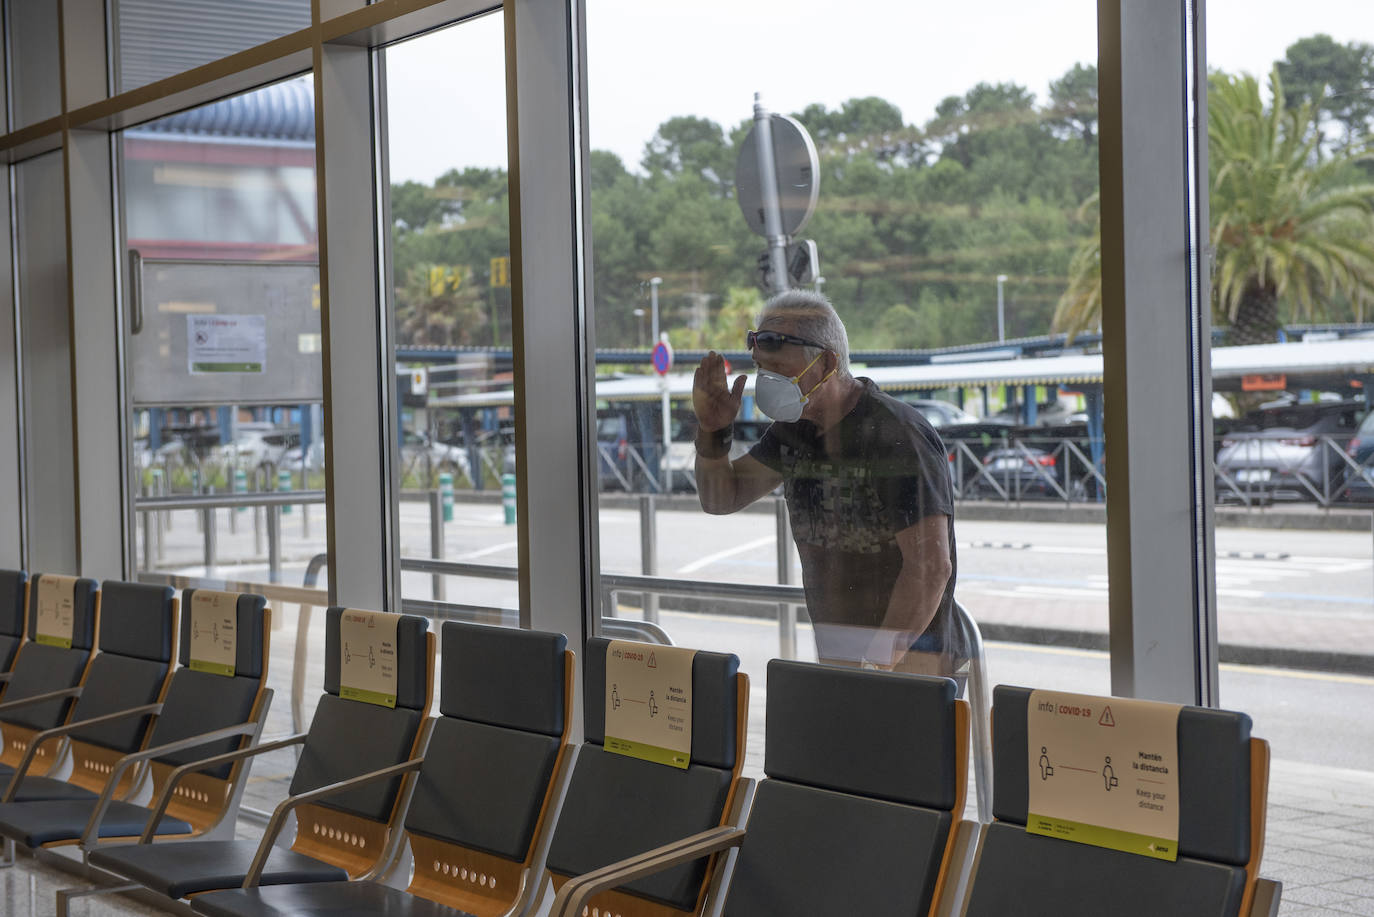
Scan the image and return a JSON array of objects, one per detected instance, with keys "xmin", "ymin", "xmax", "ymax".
[{"xmin": 383, "ymin": 1, "xmax": 1372, "ymax": 184}]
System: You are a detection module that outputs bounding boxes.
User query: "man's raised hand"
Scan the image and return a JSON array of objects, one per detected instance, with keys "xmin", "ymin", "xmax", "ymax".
[{"xmin": 692, "ymin": 351, "xmax": 746, "ymax": 432}]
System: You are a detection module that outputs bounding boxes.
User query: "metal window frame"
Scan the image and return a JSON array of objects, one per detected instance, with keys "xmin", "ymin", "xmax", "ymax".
[
  {"xmin": 1099, "ymin": 0, "xmax": 1218, "ymax": 705},
  {"xmin": 0, "ymin": 0, "xmax": 1222, "ymax": 720}
]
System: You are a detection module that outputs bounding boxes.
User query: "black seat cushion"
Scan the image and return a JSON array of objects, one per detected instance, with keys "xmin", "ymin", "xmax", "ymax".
[
  {"xmin": 547, "ymin": 746, "xmax": 732, "ymax": 911},
  {"xmin": 145, "ymin": 669, "xmax": 262, "ymax": 780},
  {"xmin": 3, "ymin": 777, "xmax": 98, "ymax": 804},
  {"xmin": 97, "ymin": 582, "xmax": 175, "ymax": 662},
  {"xmin": 0, "ymin": 798, "xmax": 192, "ymax": 847},
  {"xmin": 764, "ymin": 660, "xmax": 959, "ymax": 809},
  {"xmin": 991, "ymin": 686, "xmax": 1253, "ymax": 864},
  {"xmin": 440, "ymin": 622, "xmax": 567, "ymax": 736},
  {"xmin": 321, "ymin": 608, "xmax": 430, "ymax": 711},
  {"xmin": 65, "ymin": 653, "xmax": 169, "ymax": 752},
  {"xmin": 724, "ymin": 779, "xmax": 951, "ymax": 917},
  {"xmin": 0, "ymin": 635, "xmax": 21, "ymax": 674},
  {"xmin": 964, "ymin": 822, "xmax": 1247, "ymax": 917},
  {"xmin": 1, "ymin": 643, "xmax": 92, "ymax": 731},
  {"xmin": 190, "ymin": 880, "xmax": 469, "ymax": 917},
  {"xmin": 289, "ymin": 693, "xmax": 424, "ymax": 823},
  {"xmin": 405, "ymin": 716, "xmax": 560, "ymax": 862},
  {"xmin": 582, "ymin": 639, "xmax": 740, "ymax": 770},
  {"xmin": 179, "ymin": 590, "xmax": 268, "ymax": 679},
  {"xmin": 89, "ymin": 839, "xmax": 348, "ymax": 899},
  {"xmin": 0, "ymin": 570, "xmax": 25, "ymax": 642}
]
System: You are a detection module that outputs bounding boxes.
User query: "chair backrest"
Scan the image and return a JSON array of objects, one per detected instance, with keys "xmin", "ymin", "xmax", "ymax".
[
  {"xmin": 60, "ymin": 581, "xmax": 177, "ymax": 797},
  {"xmin": 402, "ymin": 622, "xmax": 572, "ymax": 914},
  {"xmin": 0, "ymin": 574, "xmax": 99, "ymax": 775},
  {"xmin": 140, "ymin": 589, "xmax": 272, "ymax": 835},
  {"xmin": 0, "ymin": 569, "xmax": 27, "ymax": 672},
  {"xmin": 963, "ymin": 685, "xmax": 1264, "ymax": 917},
  {"xmin": 545, "ymin": 638, "xmax": 745, "ymax": 916},
  {"xmin": 723, "ymin": 661, "xmax": 966, "ymax": 917},
  {"xmin": 288, "ymin": 607, "xmax": 433, "ymax": 878}
]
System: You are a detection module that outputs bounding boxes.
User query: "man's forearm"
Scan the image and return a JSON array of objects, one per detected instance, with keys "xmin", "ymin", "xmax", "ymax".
[
  {"xmin": 696, "ymin": 452, "xmax": 740, "ymax": 514},
  {"xmin": 868, "ymin": 558, "xmax": 950, "ymax": 667}
]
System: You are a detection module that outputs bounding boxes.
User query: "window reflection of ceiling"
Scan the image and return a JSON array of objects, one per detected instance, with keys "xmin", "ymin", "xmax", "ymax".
[{"xmin": 116, "ymin": 0, "xmax": 311, "ymax": 94}]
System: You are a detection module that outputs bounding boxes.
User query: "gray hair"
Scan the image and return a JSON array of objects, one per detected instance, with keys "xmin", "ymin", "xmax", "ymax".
[{"xmin": 758, "ymin": 290, "xmax": 851, "ymax": 376}]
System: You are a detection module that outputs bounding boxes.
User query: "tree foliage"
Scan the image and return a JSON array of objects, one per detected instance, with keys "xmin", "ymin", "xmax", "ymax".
[{"xmin": 389, "ymin": 39, "xmax": 1374, "ymax": 355}]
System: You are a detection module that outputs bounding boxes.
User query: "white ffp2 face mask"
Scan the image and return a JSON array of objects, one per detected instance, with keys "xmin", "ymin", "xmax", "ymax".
[{"xmin": 755, "ymin": 352, "xmax": 835, "ymax": 422}]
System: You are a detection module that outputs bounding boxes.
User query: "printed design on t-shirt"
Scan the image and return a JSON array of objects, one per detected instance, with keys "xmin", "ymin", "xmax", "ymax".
[{"xmin": 783, "ymin": 451, "xmax": 895, "ymax": 554}]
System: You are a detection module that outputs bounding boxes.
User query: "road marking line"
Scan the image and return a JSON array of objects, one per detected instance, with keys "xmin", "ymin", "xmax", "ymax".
[
  {"xmin": 676, "ymin": 536, "xmax": 775, "ymax": 574},
  {"xmin": 453, "ymin": 541, "xmax": 518, "ymax": 560},
  {"xmin": 989, "ymin": 642, "xmax": 1374, "ymax": 686}
]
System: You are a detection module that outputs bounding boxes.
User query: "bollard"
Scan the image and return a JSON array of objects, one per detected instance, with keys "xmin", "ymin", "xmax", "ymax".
[
  {"xmin": 429, "ymin": 489, "xmax": 446, "ymax": 601},
  {"xmin": 439, "ymin": 472, "xmax": 454, "ymax": 523},
  {"xmin": 776, "ymin": 498, "xmax": 797, "ymax": 660},
  {"xmin": 639, "ymin": 495, "xmax": 658, "ymax": 624},
  {"xmin": 501, "ymin": 473, "xmax": 516, "ymax": 525},
  {"xmin": 234, "ymin": 469, "xmax": 247, "ymax": 509},
  {"xmin": 278, "ymin": 469, "xmax": 292, "ymax": 514}
]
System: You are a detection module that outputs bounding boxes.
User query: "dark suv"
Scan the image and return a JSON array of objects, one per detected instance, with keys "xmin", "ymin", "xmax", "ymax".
[{"xmin": 1214, "ymin": 401, "xmax": 1366, "ymax": 504}]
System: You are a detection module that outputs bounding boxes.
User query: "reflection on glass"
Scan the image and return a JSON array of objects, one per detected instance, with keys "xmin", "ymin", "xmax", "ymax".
[
  {"xmin": 115, "ymin": 0, "xmax": 311, "ymax": 93},
  {"xmin": 123, "ymin": 77, "xmax": 323, "ymax": 588},
  {"xmin": 381, "ymin": 13, "xmax": 516, "ymax": 609},
  {"xmin": 587, "ymin": 1, "xmax": 1105, "ymax": 714}
]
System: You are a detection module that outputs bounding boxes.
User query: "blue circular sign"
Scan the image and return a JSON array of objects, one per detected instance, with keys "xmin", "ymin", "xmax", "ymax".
[{"xmin": 651, "ymin": 340, "xmax": 674, "ymax": 375}]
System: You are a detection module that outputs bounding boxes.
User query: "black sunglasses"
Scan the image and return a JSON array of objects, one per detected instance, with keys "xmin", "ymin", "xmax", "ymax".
[{"xmin": 746, "ymin": 329, "xmax": 826, "ymax": 352}]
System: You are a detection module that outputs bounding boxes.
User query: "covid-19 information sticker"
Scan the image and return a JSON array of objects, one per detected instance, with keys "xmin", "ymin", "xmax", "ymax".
[
  {"xmin": 339, "ymin": 610, "xmax": 400, "ymax": 708},
  {"xmin": 189, "ymin": 590, "xmax": 238, "ymax": 676},
  {"xmin": 1026, "ymin": 690, "xmax": 1182, "ymax": 861},
  {"xmin": 35, "ymin": 575, "xmax": 77, "ymax": 648},
  {"xmin": 604, "ymin": 641, "xmax": 696, "ymax": 769}
]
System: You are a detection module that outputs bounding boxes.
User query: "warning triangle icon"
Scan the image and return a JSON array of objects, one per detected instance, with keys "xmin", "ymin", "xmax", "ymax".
[
  {"xmin": 1099, "ymin": 706, "xmax": 1116, "ymax": 727},
  {"xmin": 647, "ymin": 652, "xmax": 657, "ymax": 668}
]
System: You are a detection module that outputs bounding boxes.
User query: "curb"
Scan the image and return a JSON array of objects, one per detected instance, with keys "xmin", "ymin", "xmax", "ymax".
[{"xmin": 978, "ymin": 623, "xmax": 1374, "ymax": 677}]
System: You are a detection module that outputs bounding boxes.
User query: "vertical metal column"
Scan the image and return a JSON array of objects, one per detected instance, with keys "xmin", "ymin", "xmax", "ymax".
[
  {"xmin": 1099, "ymin": 0, "xmax": 1217, "ymax": 705},
  {"xmin": 429, "ymin": 489, "xmax": 446, "ymax": 602},
  {"xmin": 752, "ymin": 94, "xmax": 790, "ymax": 295}
]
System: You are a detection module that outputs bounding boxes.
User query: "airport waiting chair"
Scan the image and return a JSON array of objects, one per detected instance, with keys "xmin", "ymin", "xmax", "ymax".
[
  {"xmin": 71, "ymin": 608, "xmax": 433, "ymax": 913},
  {"xmin": 187, "ymin": 621, "xmax": 574, "ymax": 917},
  {"xmin": 0, "ymin": 570, "xmax": 26, "ymax": 675},
  {"xmin": 542, "ymin": 637, "xmax": 748, "ymax": 917},
  {"xmin": 960, "ymin": 685, "xmax": 1281, "ymax": 917},
  {"xmin": 0, "ymin": 574, "xmax": 99, "ymax": 784},
  {"xmin": 0, "ymin": 589, "xmax": 273, "ymax": 861},
  {"xmin": 1, "ymin": 580, "xmax": 174, "ymax": 808},
  {"xmin": 552, "ymin": 660, "xmax": 976, "ymax": 917}
]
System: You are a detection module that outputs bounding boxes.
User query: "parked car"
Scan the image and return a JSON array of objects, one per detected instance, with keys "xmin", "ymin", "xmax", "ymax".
[
  {"xmin": 219, "ymin": 423, "xmax": 299, "ymax": 476},
  {"xmin": 400, "ymin": 430, "xmax": 468, "ymax": 477},
  {"xmin": 1337, "ymin": 407, "xmax": 1374, "ymax": 502},
  {"xmin": 1214, "ymin": 401, "xmax": 1366, "ymax": 504},
  {"xmin": 897, "ymin": 397, "xmax": 981, "ymax": 428},
  {"xmin": 662, "ymin": 418, "xmax": 767, "ymax": 492},
  {"xmin": 965, "ymin": 445, "xmax": 1077, "ymax": 500}
]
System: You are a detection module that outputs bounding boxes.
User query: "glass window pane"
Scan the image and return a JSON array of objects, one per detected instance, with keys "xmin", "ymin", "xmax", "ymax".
[
  {"xmin": 8, "ymin": 0, "xmax": 62, "ymax": 128},
  {"xmin": 587, "ymin": 2, "xmax": 1106, "ymax": 788},
  {"xmin": 380, "ymin": 13, "xmax": 517, "ymax": 616},
  {"xmin": 114, "ymin": 0, "xmax": 311, "ymax": 93},
  {"xmin": 119, "ymin": 78, "xmax": 320, "ymax": 812},
  {"xmin": 1207, "ymin": 3, "xmax": 1374, "ymax": 906}
]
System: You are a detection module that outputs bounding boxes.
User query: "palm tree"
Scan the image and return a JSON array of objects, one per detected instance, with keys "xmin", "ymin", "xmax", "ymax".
[{"xmin": 1053, "ymin": 68, "xmax": 1374, "ymax": 343}]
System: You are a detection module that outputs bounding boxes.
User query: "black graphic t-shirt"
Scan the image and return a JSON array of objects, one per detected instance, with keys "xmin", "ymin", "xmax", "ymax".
[{"xmin": 749, "ymin": 378, "xmax": 960, "ymax": 666}]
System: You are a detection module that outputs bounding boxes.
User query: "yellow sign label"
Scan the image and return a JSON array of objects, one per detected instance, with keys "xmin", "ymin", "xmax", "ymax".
[
  {"xmin": 604, "ymin": 641, "xmax": 695, "ymax": 769},
  {"xmin": 189, "ymin": 590, "xmax": 238, "ymax": 677},
  {"xmin": 339, "ymin": 610, "xmax": 400, "ymax": 708},
  {"xmin": 35, "ymin": 575, "xmax": 77, "ymax": 648},
  {"xmin": 490, "ymin": 256, "xmax": 510, "ymax": 288},
  {"xmin": 1026, "ymin": 690, "xmax": 1181, "ymax": 861}
]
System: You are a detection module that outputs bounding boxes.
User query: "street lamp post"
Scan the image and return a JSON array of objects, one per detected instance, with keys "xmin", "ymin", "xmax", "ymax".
[
  {"xmin": 649, "ymin": 277, "xmax": 662, "ymax": 343},
  {"xmin": 632, "ymin": 308, "xmax": 646, "ymax": 348},
  {"xmin": 996, "ymin": 274, "xmax": 1008, "ymax": 343}
]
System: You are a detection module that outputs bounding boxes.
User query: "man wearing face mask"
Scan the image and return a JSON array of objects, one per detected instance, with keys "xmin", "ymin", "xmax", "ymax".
[{"xmin": 693, "ymin": 291, "xmax": 960, "ymax": 676}]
